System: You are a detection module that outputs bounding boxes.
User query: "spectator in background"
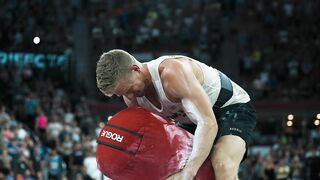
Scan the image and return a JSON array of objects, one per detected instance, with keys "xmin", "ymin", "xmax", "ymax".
[
  {"xmin": 83, "ymin": 146, "xmax": 99, "ymax": 180},
  {"xmin": 8, "ymin": 114, "xmax": 18, "ymax": 129},
  {"xmin": 81, "ymin": 116, "xmax": 95, "ymax": 136},
  {"xmin": 0, "ymin": 103, "xmax": 11, "ymax": 153},
  {"xmin": 35, "ymin": 108, "xmax": 48, "ymax": 141},
  {"xmin": 251, "ymin": 155, "xmax": 267, "ymax": 180},
  {"xmin": 60, "ymin": 134, "xmax": 73, "ymax": 178},
  {"xmin": 12, "ymin": 153, "xmax": 34, "ymax": 180},
  {"xmin": 290, "ymin": 155, "xmax": 303, "ymax": 180},
  {"xmin": 46, "ymin": 114, "xmax": 63, "ymax": 141},
  {"xmin": 47, "ymin": 148, "xmax": 63, "ymax": 180},
  {"xmin": 263, "ymin": 155, "xmax": 276, "ymax": 180},
  {"xmin": 0, "ymin": 149, "xmax": 11, "ymax": 180},
  {"xmin": 275, "ymin": 159, "xmax": 290, "ymax": 180},
  {"xmin": 15, "ymin": 123, "xmax": 28, "ymax": 141},
  {"xmin": 2, "ymin": 125, "xmax": 14, "ymax": 140},
  {"xmin": 64, "ymin": 105, "xmax": 74, "ymax": 125},
  {"xmin": 305, "ymin": 146, "xmax": 320, "ymax": 180},
  {"xmin": 71, "ymin": 121, "xmax": 81, "ymax": 142},
  {"xmin": 7, "ymin": 138, "xmax": 19, "ymax": 161},
  {"xmin": 30, "ymin": 142, "xmax": 44, "ymax": 180},
  {"xmin": 0, "ymin": 103, "xmax": 10, "ymax": 127},
  {"xmin": 70, "ymin": 142, "xmax": 85, "ymax": 178},
  {"xmin": 24, "ymin": 93, "xmax": 38, "ymax": 131}
]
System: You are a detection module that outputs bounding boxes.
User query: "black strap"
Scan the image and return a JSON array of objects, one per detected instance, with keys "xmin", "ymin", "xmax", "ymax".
[
  {"xmin": 96, "ymin": 139, "xmax": 137, "ymax": 154},
  {"xmin": 213, "ymin": 71, "xmax": 233, "ymax": 109}
]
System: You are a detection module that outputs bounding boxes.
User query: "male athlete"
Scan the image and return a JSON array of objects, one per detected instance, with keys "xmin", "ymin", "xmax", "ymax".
[{"xmin": 96, "ymin": 49, "xmax": 256, "ymax": 180}]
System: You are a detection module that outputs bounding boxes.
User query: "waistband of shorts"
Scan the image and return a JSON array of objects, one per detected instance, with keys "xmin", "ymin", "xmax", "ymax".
[{"xmin": 214, "ymin": 101, "xmax": 255, "ymax": 116}]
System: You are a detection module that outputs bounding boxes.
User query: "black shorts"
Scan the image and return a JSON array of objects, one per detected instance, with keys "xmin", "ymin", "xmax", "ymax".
[
  {"xmin": 176, "ymin": 102, "xmax": 257, "ymax": 160},
  {"xmin": 214, "ymin": 102, "xmax": 257, "ymax": 144}
]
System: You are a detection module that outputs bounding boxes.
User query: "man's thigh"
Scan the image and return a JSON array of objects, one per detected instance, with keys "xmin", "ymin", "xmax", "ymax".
[
  {"xmin": 211, "ymin": 135, "xmax": 246, "ymax": 163},
  {"xmin": 210, "ymin": 135, "xmax": 246, "ymax": 180}
]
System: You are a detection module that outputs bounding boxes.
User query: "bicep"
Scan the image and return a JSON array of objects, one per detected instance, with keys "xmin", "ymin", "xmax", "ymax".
[{"xmin": 180, "ymin": 85, "xmax": 216, "ymax": 125}]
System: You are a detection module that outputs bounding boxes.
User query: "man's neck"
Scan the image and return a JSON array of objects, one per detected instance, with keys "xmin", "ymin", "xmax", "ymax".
[{"xmin": 142, "ymin": 64, "xmax": 152, "ymax": 87}]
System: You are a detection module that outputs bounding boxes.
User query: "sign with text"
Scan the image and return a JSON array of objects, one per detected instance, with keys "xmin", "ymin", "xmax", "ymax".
[{"xmin": 0, "ymin": 51, "xmax": 70, "ymax": 68}]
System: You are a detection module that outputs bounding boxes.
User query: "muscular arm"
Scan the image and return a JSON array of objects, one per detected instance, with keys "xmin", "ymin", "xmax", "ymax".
[{"xmin": 161, "ymin": 60, "xmax": 218, "ymax": 176}]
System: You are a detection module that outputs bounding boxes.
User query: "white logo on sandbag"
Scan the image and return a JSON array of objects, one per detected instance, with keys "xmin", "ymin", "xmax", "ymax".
[{"xmin": 101, "ymin": 130, "xmax": 124, "ymax": 142}]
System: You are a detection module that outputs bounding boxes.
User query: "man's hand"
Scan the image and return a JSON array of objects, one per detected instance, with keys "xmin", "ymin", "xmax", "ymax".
[{"xmin": 166, "ymin": 168, "xmax": 196, "ymax": 180}]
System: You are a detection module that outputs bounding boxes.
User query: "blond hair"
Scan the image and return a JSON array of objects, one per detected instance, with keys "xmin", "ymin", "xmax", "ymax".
[{"xmin": 96, "ymin": 49, "xmax": 136, "ymax": 96}]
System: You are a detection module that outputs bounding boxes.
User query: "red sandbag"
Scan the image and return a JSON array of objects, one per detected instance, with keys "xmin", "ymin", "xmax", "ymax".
[{"xmin": 96, "ymin": 107, "xmax": 214, "ymax": 180}]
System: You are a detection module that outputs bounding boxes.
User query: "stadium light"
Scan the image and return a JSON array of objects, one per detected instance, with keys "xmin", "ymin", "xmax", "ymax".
[
  {"xmin": 315, "ymin": 120, "xmax": 320, "ymax": 126},
  {"xmin": 33, "ymin": 36, "xmax": 40, "ymax": 44},
  {"xmin": 287, "ymin": 114, "xmax": 294, "ymax": 121},
  {"xmin": 287, "ymin": 120, "xmax": 293, "ymax": 127},
  {"xmin": 317, "ymin": 113, "xmax": 320, "ymax": 119}
]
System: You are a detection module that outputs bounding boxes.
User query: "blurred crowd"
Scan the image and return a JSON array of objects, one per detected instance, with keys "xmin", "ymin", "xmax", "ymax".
[
  {"xmin": 0, "ymin": 64, "xmax": 105, "ymax": 180},
  {"xmin": 241, "ymin": 132, "xmax": 320, "ymax": 180},
  {"xmin": 89, "ymin": 0, "xmax": 222, "ymax": 66},
  {"xmin": 88, "ymin": 0, "xmax": 320, "ymax": 101},
  {"xmin": 233, "ymin": 0, "xmax": 320, "ymax": 101},
  {"xmin": 1, "ymin": 0, "xmax": 320, "ymax": 179}
]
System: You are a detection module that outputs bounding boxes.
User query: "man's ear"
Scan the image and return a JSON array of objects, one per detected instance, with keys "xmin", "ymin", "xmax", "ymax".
[{"xmin": 131, "ymin": 65, "xmax": 140, "ymax": 72}]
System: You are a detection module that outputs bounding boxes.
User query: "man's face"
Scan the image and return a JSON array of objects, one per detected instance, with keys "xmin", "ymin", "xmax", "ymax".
[{"xmin": 114, "ymin": 72, "xmax": 147, "ymax": 100}]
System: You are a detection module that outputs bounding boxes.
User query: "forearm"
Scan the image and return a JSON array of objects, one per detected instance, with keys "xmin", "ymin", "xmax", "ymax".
[{"xmin": 184, "ymin": 120, "xmax": 218, "ymax": 175}]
